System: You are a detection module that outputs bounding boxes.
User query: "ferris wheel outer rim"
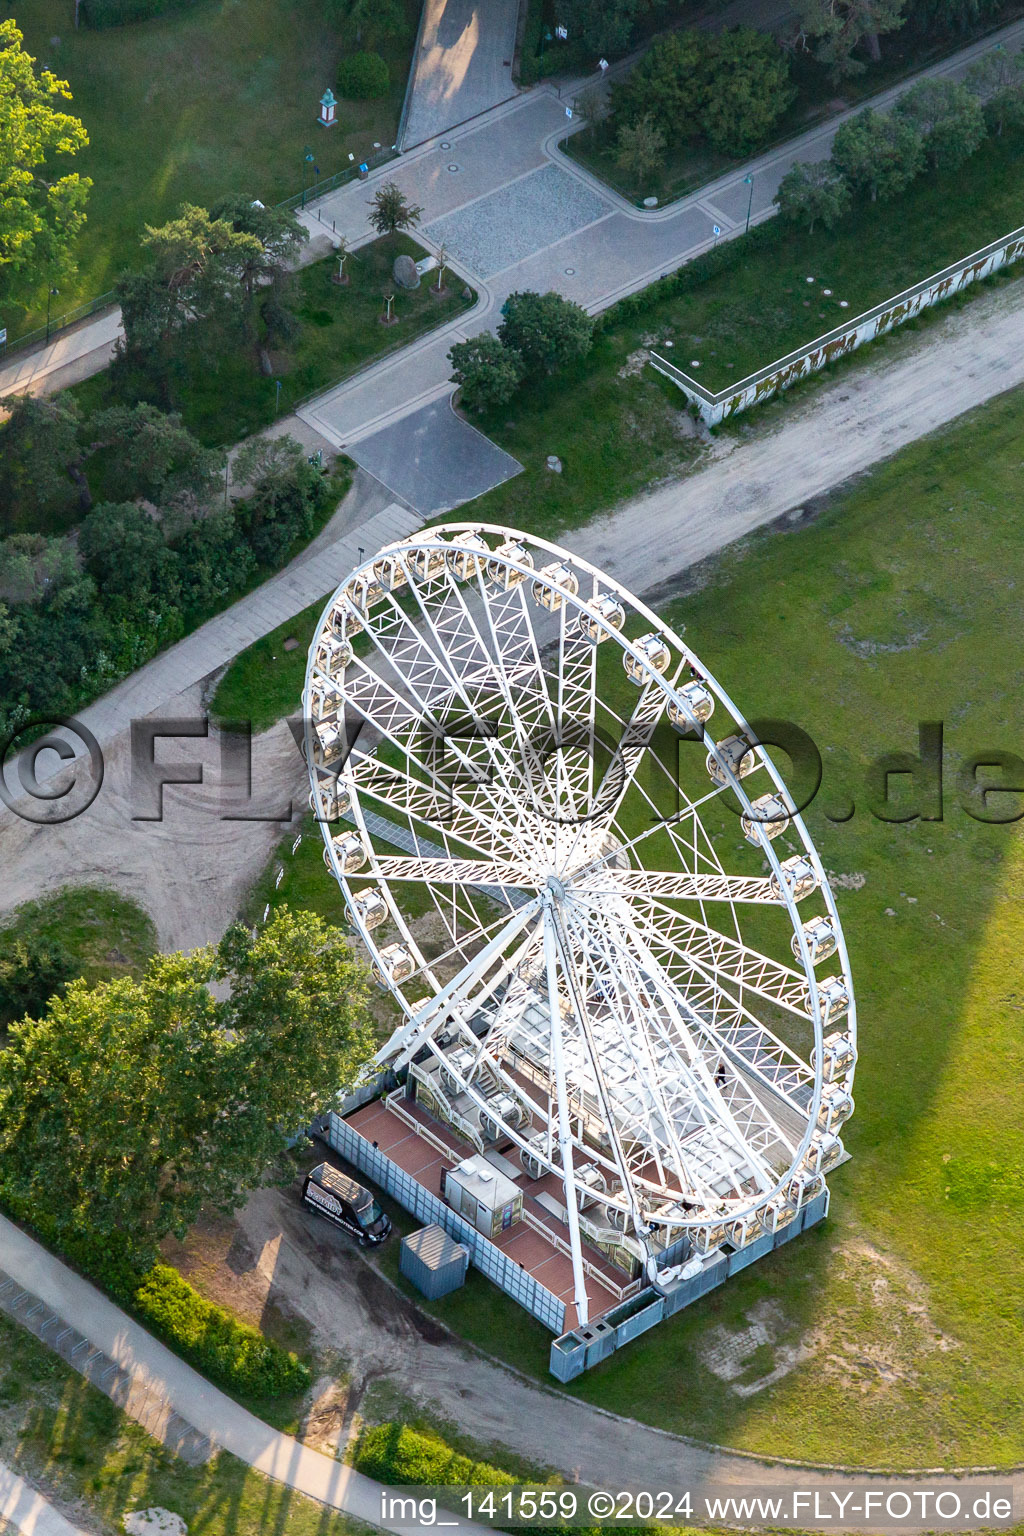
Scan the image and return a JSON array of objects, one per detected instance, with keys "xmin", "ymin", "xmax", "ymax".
[{"xmin": 302, "ymin": 521, "xmax": 856, "ymax": 1230}]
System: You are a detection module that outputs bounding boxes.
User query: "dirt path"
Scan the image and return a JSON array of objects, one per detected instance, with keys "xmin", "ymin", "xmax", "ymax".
[
  {"xmin": 179, "ymin": 1183, "xmax": 1023, "ymax": 1522},
  {"xmin": 569, "ymin": 278, "xmax": 1024, "ymax": 600}
]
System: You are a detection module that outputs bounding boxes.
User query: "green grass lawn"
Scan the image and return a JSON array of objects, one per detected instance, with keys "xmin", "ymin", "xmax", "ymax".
[
  {"xmin": 448, "ymin": 132, "xmax": 1024, "ymax": 539},
  {"xmin": 649, "ymin": 134, "xmax": 1024, "ymax": 394},
  {"xmin": 0, "ymin": 886, "xmax": 157, "ymax": 987},
  {"xmin": 210, "ymin": 593, "xmax": 330, "ymax": 731},
  {"xmin": 387, "ymin": 384, "xmax": 1024, "ymax": 1468},
  {"xmin": 5, "ymin": 0, "xmax": 421, "ymax": 339},
  {"xmin": 0, "ymin": 1312, "xmax": 368, "ymax": 1536},
  {"xmin": 72, "ymin": 237, "xmax": 475, "ymax": 446}
]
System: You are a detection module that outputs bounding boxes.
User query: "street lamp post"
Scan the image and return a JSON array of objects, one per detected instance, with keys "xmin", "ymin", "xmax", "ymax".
[
  {"xmin": 45, "ymin": 285, "xmax": 60, "ymax": 345},
  {"xmin": 743, "ymin": 174, "xmax": 754, "ymax": 235},
  {"xmin": 301, "ymin": 146, "xmax": 314, "ymax": 207}
]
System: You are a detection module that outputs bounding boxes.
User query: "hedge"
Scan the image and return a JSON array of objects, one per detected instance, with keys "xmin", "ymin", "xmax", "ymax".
[
  {"xmin": 337, "ymin": 51, "xmax": 389, "ymax": 100},
  {"xmin": 355, "ymin": 1423, "xmax": 516, "ymax": 1488},
  {"xmin": 353, "ymin": 1423, "xmax": 663, "ymax": 1536},
  {"xmin": 0, "ymin": 1194, "xmax": 309, "ymax": 1402},
  {"xmin": 135, "ymin": 1265, "xmax": 311, "ymax": 1399}
]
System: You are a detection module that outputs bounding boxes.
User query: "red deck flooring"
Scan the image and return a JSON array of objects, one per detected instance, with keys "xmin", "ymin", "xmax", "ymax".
[{"xmin": 346, "ymin": 1096, "xmax": 623, "ymax": 1327}]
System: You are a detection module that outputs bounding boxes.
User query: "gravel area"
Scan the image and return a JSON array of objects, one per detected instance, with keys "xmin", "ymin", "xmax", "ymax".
[{"xmin": 424, "ymin": 163, "xmax": 611, "ymax": 279}]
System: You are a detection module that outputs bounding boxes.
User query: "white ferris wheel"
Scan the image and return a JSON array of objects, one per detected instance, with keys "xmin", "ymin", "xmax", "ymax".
[{"xmin": 305, "ymin": 523, "xmax": 856, "ymax": 1324}]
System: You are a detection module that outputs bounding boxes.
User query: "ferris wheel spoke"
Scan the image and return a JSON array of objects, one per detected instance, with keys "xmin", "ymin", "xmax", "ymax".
[
  {"xmin": 579, "ymin": 899, "xmax": 801, "ymax": 1172},
  {"xmin": 626, "ymin": 896, "xmax": 815, "ymax": 1017},
  {"xmin": 400, "ymin": 571, "xmax": 540, "ymax": 784},
  {"xmin": 573, "ymin": 885, "xmax": 814, "ymax": 1109},
  {"xmin": 340, "ymin": 741, "xmax": 536, "ymax": 871},
  {"xmin": 313, "ymin": 526, "xmax": 854, "ymax": 1240},
  {"xmin": 374, "ymin": 854, "xmax": 530, "ymax": 893},
  {"xmin": 350, "ymin": 627, "xmax": 548, "ymax": 865},
  {"xmin": 557, "ymin": 900, "xmax": 781, "ymax": 1201},
  {"xmin": 581, "ymin": 868, "xmax": 784, "ymax": 904}
]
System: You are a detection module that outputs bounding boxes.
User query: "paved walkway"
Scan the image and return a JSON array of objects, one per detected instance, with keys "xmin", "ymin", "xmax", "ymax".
[
  {"xmin": 0, "ymin": 1465, "xmax": 89, "ymax": 1536},
  {"xmin": 0, "ymin": 1215, "xmax": 490, "ymax": 1536},
  {"xmin": 297, "ymin": 14, "xmax": 1024, "ymax": 465},
  {"xmin": 0, "ymin": 309, "xmax": 122, "ymax": 401},
  {"xmin": 400, "ymin": 0, "xmax": 520, "ymax": 149},
  {"xmin": 4, "ymin": 16, "xmax": 1022, "ymax": 420},
  {"xmin": 23, "ymin": 500, "xmax": 418, "ymax": 776}
]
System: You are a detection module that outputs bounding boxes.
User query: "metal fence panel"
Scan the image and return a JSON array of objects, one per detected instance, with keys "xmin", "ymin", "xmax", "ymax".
[
  {"xmin": 327, "ymin": 1112, "xmax": 566, "ymax": 1333},
  {"xmin": 614, "ymin": 1296, "xmax": 665, "ymax": 1346}
]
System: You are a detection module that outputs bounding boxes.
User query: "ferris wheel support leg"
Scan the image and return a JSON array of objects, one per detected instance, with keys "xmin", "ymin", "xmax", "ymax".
[{"xmin": 543, "ymin": 893, "xmax": 590, "ymax": 1331}]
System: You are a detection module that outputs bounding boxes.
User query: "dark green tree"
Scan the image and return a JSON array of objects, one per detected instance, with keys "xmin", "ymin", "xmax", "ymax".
[
  {"xmin": 0, "ymin": 533, "xmax": 78, "ymax": 605},
  {"xmin": 611, "ymin": 30, "xmax": 708, "ymax": 141},
  {"xmin": 795, "ymin": 0, "xmax": 906, "ymax": 77},
  {"xmin": 698, "ymin": 29, "xmax": 795, "ymax": 156},
  {"xmin": 337, "ymin": 51, "xmax": 390, "ymax": 98},
  {"xmin": 232, "ymin": 435, "xmax": 325, "ymax": 566},
  {"xmin": 0, "ymin": 393, "xmax": 87, "ymax": 534},
  {"xmin": 894, "ymin": 78, "xmax": 986, "ymax": 169},
  {"xmin": 330, "ymin": 0, "xmax": 407, "ymax": 48},
  {"xmin": 0, "ymin": 906, "xmax": 373, "ymax": 1248},
  {"xmin": 966, "ymin": 46, "xmax": 1024, "ymax": 136},
  {"xmin": 498, "ymin": 291, "xmax": 594, "ymax": 377},
  {"xmin": 554, "ymin": 0, "xmax": 652, "ymax": 59},
  {"xmin": 77, "ymin": 503, "xmax": 176, "ymax": 600},
  {"xmin": 830, "ymin": 107, "xmax": 925, "ymax": 200},
  {"xmin": 774, "ymin": 159, "xmax": 851, "ymax": 232},
  {"xmin": 0, "ymin": 936, "xmax": 74, "ymax": 1030},
  {"xmin": 448, "ymin": 333, "xmax": 525, "ymax": 412},
  {"xmin": 367, "ymin": 181, "xmax": 423, "ymax": 238},
  {"xmin": 209, "ymin": 195, "xmax": 308, "ymax": 307},
  {"xmin": 87, "ymin": 403, "xmax": 221, "ymax": 514}
]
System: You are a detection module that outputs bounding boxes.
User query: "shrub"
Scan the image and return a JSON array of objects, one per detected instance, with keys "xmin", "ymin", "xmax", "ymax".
[
  {"xmin": 611, "ymin": 30, "xmax": 708, "ymax": 141},
  {"xmin": 831, "ymin": 107, "xmax": 924, "ymax": 202},
  {"xmin": 698, "ymin": 28, "xmax": 795, "ymax": 157},
  {"xmin": 134, "ymin": 1265, "xmax": 311, "ymax": 1398},
  {"xmin": 0, "ymin": 936, "xmax": 75, "ymax": 1030},
  {"xmin": 774, "ymin": 159, "xmax": 851, "ymax": 233},
  {"xmin": 354, "ymin": 1423, "xmax": 515, "ymax": 1487},
  {"xmin": 894, "ymin": 78, "xmax": 986, "ymax": 171},
  {"xmin": 337, "ymin": 51, "xmax": 389, "ymax": 100},
  {"xmin": 353, "ymin": 1424, "xmax": 660, "ymax": 1536},
  {"xmin": 498, "ymin": 291, "xmax": 594, "ymax": 377}
]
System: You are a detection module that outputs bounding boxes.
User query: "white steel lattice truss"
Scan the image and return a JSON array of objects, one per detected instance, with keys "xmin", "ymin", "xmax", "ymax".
[{"xmin": 306, "ymin": 524, "xmax": 857, "ymax": 1326}]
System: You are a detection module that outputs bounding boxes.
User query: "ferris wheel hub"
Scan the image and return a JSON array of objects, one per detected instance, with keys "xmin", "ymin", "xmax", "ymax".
[{"xmin": 307, "ymin": 522, "xmax": 856, "ymax": 1270}]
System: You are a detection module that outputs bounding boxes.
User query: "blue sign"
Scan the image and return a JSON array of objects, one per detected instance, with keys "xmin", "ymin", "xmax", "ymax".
[
  {"xmin": 359, "ymin": 162, "xmax": 368, "ymax": 174},
  {"xmin": 713, "ymin": 224, "xmax": 721, "ymax": 236}
]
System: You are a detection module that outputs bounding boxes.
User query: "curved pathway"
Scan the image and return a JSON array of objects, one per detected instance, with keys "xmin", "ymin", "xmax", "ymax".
[
  {"xmin": 2, "ymin": 1202, "xmax": 1020, "ymax": 1536},
  {"xmin": 297, "ymin": 14, "xmax": 1024, "ymax": 456},
  {"xmin": 0, "ymin": 1214, "xmax": 489, "ymax": 1536}
]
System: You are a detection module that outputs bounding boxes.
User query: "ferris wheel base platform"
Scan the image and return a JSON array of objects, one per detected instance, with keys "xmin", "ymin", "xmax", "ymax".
[{"xmin": 323, "ymin": 1097, "xmax": 830, "ymax": 1382}]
